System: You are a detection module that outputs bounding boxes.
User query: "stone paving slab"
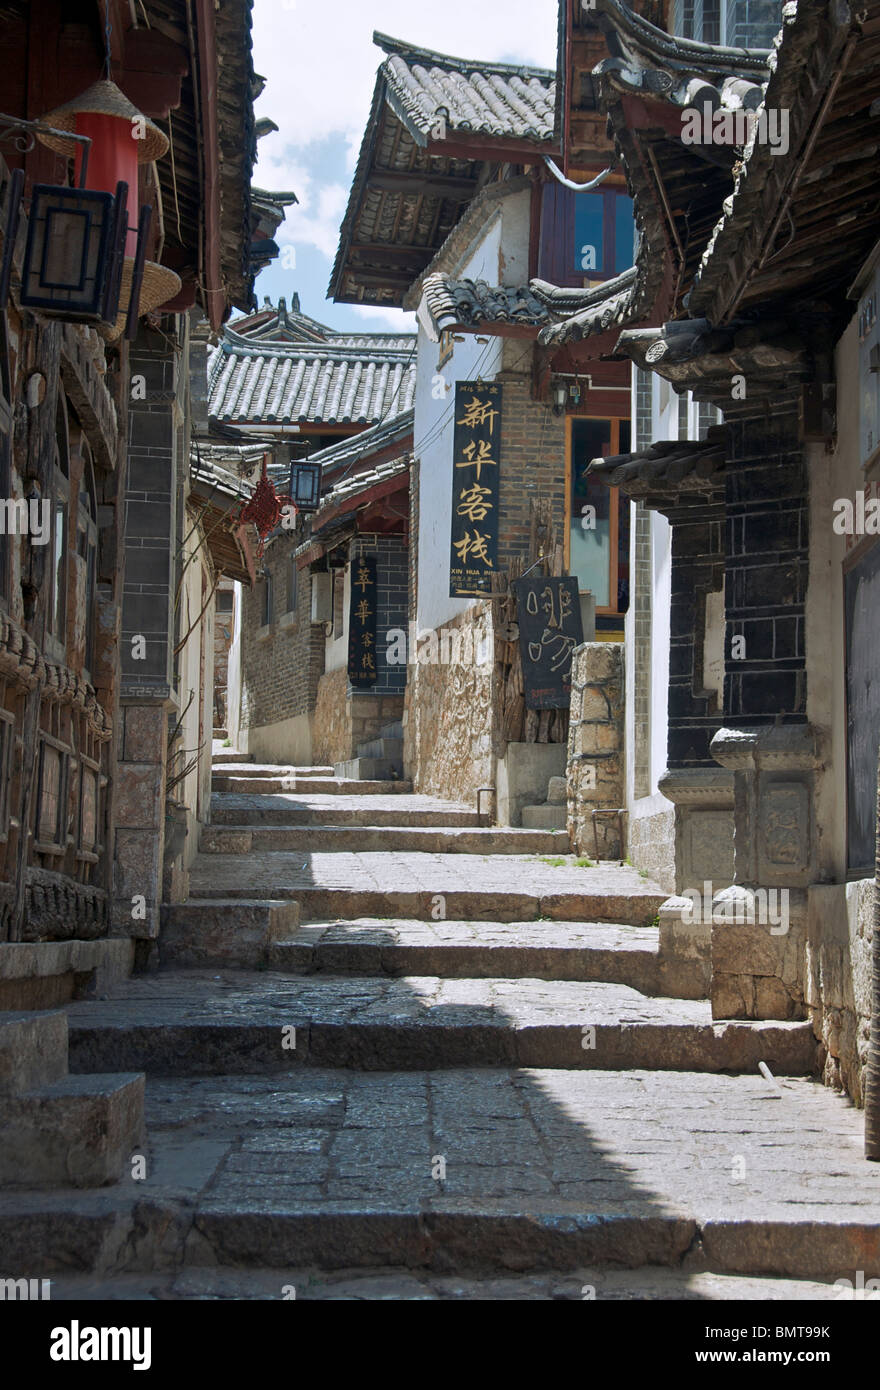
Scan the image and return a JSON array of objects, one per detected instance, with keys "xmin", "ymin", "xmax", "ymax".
[
  {"xmin": 62, "ymin": 969, "xmax": 816, "ymax": 1074},
  {"xmin": 44, "ymin": 1266, "xmax": 871, "ymax": 1300},
  {"xmin": 267, "ymin": 918, "xmax": 664, "ymax": 991},
  {"xmin": 200, "ymin": 824, "xmax": 573, "ymax": 856},
  {"xmin": 187, "ymin": 851, "xmax": 666, "ymax": 925},
  {"xmin": 211, "ymin": 793, "xmax": 482, "ymax": 827},
  {"xmin": 1, "ymin": 1070, "xmax": 877, "ymax": 1280}
]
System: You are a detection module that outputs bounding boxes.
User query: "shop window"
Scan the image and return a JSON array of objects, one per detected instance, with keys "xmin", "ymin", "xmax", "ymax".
[
  {"xmin": 35, "ymin": 737, "xmax": 68, "ymax": 852},
  {"xmin": 567, "ymin": 417, "xmax": 631, "ymax": 627}
]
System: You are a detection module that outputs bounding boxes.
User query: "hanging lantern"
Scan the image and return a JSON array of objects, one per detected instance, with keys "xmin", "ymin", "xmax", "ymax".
[
  {"xmin": 37, "ymin": 81, "xmax": 179, "ymax": 338},
  {"xmin": 289, "ymin": 459, "xmax": 321, "ymax": 511}
]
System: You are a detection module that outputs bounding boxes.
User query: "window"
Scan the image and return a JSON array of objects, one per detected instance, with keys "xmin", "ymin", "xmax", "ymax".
[
  {"xmin": 672, "ymin": 0, "xmax": 783, "ymax": 47},
  {"xmin": 538, "ymin": 184, "xmax": 636, "ymax": 287},
  {"xmin": 259, "ymin": 572, "xmax": 273, "ymax": 627},
  {"xmin": 573, "ymin": 190, "xmax": 635, "ymax": 279},
  {"xmin": 438, "ymin": 329, "xmax": 454, "ymax": 368},
  {"xmin": 216, "ymin": 589, "xmax": 234, "ymax": 614},
  {"xmin": 287, "ymin": 555, "xmax": 297, "ymax": 614},
  {"xmin": 567, "ymin": 417, "xmax": 631, "ymax": 626}
]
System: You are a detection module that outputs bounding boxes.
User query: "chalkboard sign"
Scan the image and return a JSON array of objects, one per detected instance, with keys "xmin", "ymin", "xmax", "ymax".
[
  {"xmin": 844, "ymin": 539, "xmax": 880, "ymax": 872},
  {"xmin": 513, "ymin": 575, "xmax": 584, "ymax": 709}
]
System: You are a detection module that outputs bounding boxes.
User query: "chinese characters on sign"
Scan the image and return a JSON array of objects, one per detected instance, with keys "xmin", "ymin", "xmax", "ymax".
[
  {"xmin": 513, "ymin": 575, "xmax": 584, "ymax": 708},
  {"xmin": 348, "ymin": 555, "xmax": 378, "ymax": 688},
  {"xmin": 449, "ymin": 381, "xmax": 501, "ymax": 596}
]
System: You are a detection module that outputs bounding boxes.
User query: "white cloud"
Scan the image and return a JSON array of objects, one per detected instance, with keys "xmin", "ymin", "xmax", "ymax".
[
  {"xmin": 348, "ymin": 304, "xmax": 417, "ymax": 332},
  {"xmin": 252, "ymin": 0, "xmax": 558, "ymax": 165}
]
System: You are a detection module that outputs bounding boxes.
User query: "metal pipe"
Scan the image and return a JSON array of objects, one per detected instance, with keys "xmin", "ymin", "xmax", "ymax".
[{"xmin": 542, "ymin": 155, "xmax": 613, "ymax": 193}]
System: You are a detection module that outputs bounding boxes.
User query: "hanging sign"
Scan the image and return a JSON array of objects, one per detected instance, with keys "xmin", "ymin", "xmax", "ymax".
[
  {"xmin": 449, "ymin": 380, "xmax": 501, "ymax": 597},
  {"xmin": 513, "ymin": 575, "xmax": 584, "ymax": 708},
  {"xmin": 348, "ymin": 554, "xmax": 378, "ymax": 687}
]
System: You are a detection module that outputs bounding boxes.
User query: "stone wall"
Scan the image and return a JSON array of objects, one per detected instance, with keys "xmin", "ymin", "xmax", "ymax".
[
  {"xmin": 567, "ymin": 643, "xmax": 625, "ymax": 858},
  {"xmin": 628, "ymin": 806, "xmax": 676, "ymax": 892},
  {"xmin": 404, "ymin": 603, "xmax": 498, "ymax": 806},
  {"xmin": 313, "ymin": 670, "xmax": 404, "ymax": 767},
  {"xmin": 807, "ymin": 880, "xmax": 873, "ymax": 1104}
]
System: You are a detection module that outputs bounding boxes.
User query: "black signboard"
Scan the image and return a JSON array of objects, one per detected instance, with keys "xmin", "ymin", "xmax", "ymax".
[
  {"xmin": 348, "ymin": 554, "xmax": 378, "ymax": 687},
  {"xmin": 449, "ymin": 380, "xmax": 501, "ymax": 597},
  {"xmin": 513, "ymin": 575, "xmax": 584, "ymax": 709}
]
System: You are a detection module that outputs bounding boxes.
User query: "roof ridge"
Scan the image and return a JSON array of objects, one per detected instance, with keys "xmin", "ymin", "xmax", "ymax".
[{"xmin": 372, "ymin": 29, "xmax": 554, "ymax": 82}]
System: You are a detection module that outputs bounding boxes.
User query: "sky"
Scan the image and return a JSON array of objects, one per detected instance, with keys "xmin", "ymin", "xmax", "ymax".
[{"xmin": 248, "ymin": 0, "xmax": 558, "ymax": 334}]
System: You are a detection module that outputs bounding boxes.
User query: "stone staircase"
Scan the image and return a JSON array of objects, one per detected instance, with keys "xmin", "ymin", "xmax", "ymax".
[
  {"xmin": 3, "ymin": 750, "xmax": 878, "ymax": 1299},
  {"xmin": 334, "ymin": 720, "xmax": 404, "ymax": 781}
]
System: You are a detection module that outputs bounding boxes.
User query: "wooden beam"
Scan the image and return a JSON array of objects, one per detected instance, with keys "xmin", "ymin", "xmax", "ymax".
[
  {"xmin": 348, "ymin": 243, "xmax": 433, "ymax": 263},
  {"xmin": 367, "ymin": 170, "xmax": 477, "ymax": 198},
  {"xmin": 427, "ymin": 133, "xmax": 555, "ymax": 164},
  {"xmin": 194, "ymin": 0, "xmax": 223, "ymax": 330}
]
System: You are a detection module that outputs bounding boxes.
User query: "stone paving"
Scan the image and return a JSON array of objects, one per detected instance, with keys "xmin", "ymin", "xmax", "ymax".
[
  {"xmin": 12, "ymin": 756, "xmax": 875, "ymax": 1299},
  {"xmin": 3, "ymin": 1069, "xmax": 879, "ymax": 1282}
]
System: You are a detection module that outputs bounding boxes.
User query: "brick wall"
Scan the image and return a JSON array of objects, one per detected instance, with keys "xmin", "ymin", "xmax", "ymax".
[
  {"xmin": 239, "ymin": 533, "xmax": 323, "ymax": 735},
  {"xmin": 496, "ymin": 370, "xmax": 566, "ymax": 572}
]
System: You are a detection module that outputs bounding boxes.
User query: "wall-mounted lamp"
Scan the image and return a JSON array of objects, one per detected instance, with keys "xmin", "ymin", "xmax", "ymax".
[{"xmin": 552, "ymin": 381, "xmax": 568, "ymax": 416}]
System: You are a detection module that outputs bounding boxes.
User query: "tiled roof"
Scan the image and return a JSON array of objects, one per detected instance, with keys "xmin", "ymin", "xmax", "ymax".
[
  {"xmin": 207, "ymin": 336, "xmax": 416, "ymax": 426},
  {"xmin": 375, "ymin": 32, "xmax": 556, "ymax": 146},
  {"xmin": 533, "ymin": 267, "xmax": 640, "ymax": 347},
  {"xmin": 420, "ymin": 273, "xmax": 552, "ymax": 333},
  {"xmin": 319, "ymin": 455, "xmax": 410, "ymax": 514},
  {"xmin": 307, "ymin": 407, "xmax": 415, "ymax": 475}
]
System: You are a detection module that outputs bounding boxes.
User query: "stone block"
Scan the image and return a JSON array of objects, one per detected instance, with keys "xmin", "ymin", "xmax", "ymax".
[
  {"xmin": 123, "ymin": 705, "xmax": 166, "ymax": 763},
  {"xmin": 114, "ymin": 764, "xmax": 163, "ymax": 829}
]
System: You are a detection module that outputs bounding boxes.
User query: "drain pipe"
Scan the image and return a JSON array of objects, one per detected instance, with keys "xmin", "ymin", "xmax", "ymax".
[{"xmin": 866, "ymin": 749, "xmax": 880, "ymax": 1159}]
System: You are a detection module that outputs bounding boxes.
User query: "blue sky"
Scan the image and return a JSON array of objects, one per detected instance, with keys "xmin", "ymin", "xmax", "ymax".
[{"xmin": 248, "ymin": 0, "xmax": 558, "ymax": 334}]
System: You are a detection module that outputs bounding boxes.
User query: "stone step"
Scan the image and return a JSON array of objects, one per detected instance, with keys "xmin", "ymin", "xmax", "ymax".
[
  {"xmin": 211, "ymin": 749, "xmax": 251, "ymax": 765},
  {"xmin": 211, "ymin": 798, "xmax": 481, "ymax": 828},
  {"xmin": 212, "ymin": 763, "xmax": 334, "ymax": 778},
  {"xmin": 160, "ymin": 900, "xmax": 301, "ymax": 970},
  {"xmin": 211, "ymin": 775, "xmax": 414, "ymax": 795},
  {"xmin": 41, "ymin": 1266, "xmax": 863, "ymax": 1301},
  {"xmin": 199, "ymin": 824, "xmax": 572, "ymax": 856},
  {"xmin": 0, "ymin": 939, "xmax": 133, "ymax": 1012},
  {"xmin": 377, "ymin": 720, "xmax": 404, "ymax": 740},
  {"xmin": 521, "ymin": 804, "xmax": 568, "ymax": 830},
  {"xmin": 0, "ymin": 1010, "xmax": 68, "ymax": 1095},
  {"xmin": 0, "ymin": 1069, "xmax": 869, "ymax": 1284},
  {"xmin": 355, "ymin": 736, "xmax": 403, "ymax": 761},
  {"xmin": 266, "ymin": 919, "xmax": 702, "ymax": 996},
  {"xmin": 333, "ymin": 756, "xmax": 401, "ymax": 781},
  {"xmin": 64, "ymin": 972, "xmax": 817, "ymax": 1076},
  {"xmin": 0, "ymin": 1073, "xmax": 144, "ymax": 1188},
  {"xmin": 187, "ymin": 851, "xmax": 665, "ymax": 925}
]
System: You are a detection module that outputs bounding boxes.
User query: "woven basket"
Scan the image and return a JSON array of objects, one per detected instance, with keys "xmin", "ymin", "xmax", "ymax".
[{"xmin": 99, "ymin": 257, "xmax": 182, "ymax": 341}]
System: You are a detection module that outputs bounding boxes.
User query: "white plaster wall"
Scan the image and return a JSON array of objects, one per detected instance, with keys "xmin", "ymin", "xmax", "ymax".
[
  {"xmin": 415, "ymin": 195, "xmax": 531, "ymax": 634},
  {"xmin": 324, "ymin": 564, "xmax": 349, "ymax": 673},
  {"xmin": 226, "ymin": 581, "xmax": 243, "ymax": 751}
]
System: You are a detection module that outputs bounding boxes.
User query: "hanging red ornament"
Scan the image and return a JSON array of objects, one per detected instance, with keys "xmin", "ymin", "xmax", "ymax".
[{"xmin": 239, "ymin": 459, "xmax": 285, "ymax": 557}]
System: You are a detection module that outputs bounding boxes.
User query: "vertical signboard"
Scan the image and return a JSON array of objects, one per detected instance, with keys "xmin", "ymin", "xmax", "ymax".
[
  {"xmin": 449, "ymin": 380, "xmax": 501, "ymax": 597},
  {"xmin": 348, "ymin": 554, "xmax": 378, "ymax": 687}
]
